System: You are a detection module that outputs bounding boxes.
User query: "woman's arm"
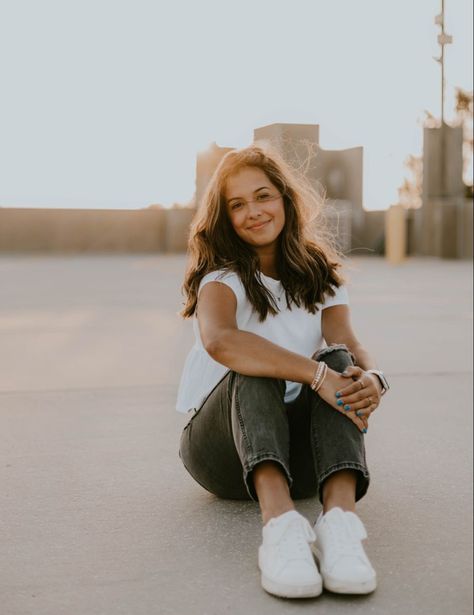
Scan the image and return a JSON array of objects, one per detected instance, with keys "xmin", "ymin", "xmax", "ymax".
[
  {"xmin": 198, "ymin": 282, "xmax": 368, "ymax": 431},
  {"xmin": 350, "ymin": 345, "xmax": 379, "ymax": 373},
  {"xmin": 321, "ymin": 304, "xmax": 384, "ymax": 407},
  {"xmin": 198, "ymin": 281, "xmax": 317, "ymax": 385}
]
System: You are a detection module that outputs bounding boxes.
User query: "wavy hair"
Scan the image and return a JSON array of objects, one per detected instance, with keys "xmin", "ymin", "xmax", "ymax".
[{"xmin": 180, "ymin": 141, "xmax": 347, "ymax": 322}]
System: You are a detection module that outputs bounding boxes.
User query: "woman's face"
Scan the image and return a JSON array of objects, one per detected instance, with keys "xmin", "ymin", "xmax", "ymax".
[{"xmin": 224, "ymin": 166, "xmax": 285, "ymax": 251}]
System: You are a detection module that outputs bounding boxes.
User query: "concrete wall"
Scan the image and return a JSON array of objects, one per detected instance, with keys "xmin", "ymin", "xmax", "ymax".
[
  {"xmin": 361, "ymin": 210, "xmax": 386, "ymax": 255},
  {"xmin": 195, "ymin": 142, "xmax": 234, "ymax": 210},
  {"xmin": 433, "ymin": 197, "xmax": 473, "ymax": 259},
  {"xmin": 410, "ymin": 199, "xmax": 472, "ymax": 259},
  {"xmin": 315, "ymin": 147, "xmax": 365, "ymax": 250},
  {"xmin": 420, "ymin": 123, "xmax": 465, "ymax": 256},
  {"xmin": 323, "ymin": 199, "xmax": 352, "ymax": 254},
  {"xmin": 459, "ymin": 198, "xmax": 473, "ymax": 260},
  {"xmin": 164, "ymin": 207, "xmax": 196, "ymax": 253},
  {"xmin": 0, "ymin": 207, "xmax": 195, "ymax": 254},
  {"xmin": 407, "ymin": 208, "xmax": 419, "ymax": 256},
  {"xmin": 254, "ymin": 123, "xmax": 320, "ymax": 180},
  {"xmin": 385, "ymin": 205, "xmax": 406, "ymax": 263}
]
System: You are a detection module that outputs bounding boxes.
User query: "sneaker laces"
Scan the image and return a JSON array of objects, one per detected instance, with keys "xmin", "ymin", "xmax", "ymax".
[
  {"xmin": 268, "ymin": 516, "xmax": 316, "ymax": 563},
  {"xmin": 323, "ymin": 511, "xmax": 368, "ymax": 561}
]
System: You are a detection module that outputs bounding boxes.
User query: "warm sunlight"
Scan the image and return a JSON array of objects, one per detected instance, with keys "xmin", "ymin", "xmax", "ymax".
[{"xmin": 0, "ymin": 0, "xmax": 471, "ymax": 212}]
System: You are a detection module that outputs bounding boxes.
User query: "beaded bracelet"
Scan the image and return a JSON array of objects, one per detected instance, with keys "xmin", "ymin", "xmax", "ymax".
[
  {"xmin": 310, "ymin": 362, "xmax": 324, "ymax": 390},
  {"xmin": 310, "ymin": 361, "xmax": 328, "ymax": 392},
  {"xmin": 313, "ymin": 363, "xmax": 328, "ymax": 392}
]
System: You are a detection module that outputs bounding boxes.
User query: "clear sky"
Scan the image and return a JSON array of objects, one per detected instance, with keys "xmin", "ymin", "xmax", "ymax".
[{"xmin": 0, "ymin": 0, "xmax": 472, "ymax": 211}]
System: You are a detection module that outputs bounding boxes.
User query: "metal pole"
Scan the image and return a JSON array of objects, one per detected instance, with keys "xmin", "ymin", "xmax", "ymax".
[
  {"xmin": 433, "ymin": 0, "xmax": 453, "ymax": 196},
  {"xmin": 434, "ymin": 0, "xmax": 453, "ymax": 126},
  {"xmin": 441, "ymin": 0, "xmax": 446, "ymax": 198},
  {"xmin": 441, "ymin": 0, "xmax": 445, "ymax": 125}
]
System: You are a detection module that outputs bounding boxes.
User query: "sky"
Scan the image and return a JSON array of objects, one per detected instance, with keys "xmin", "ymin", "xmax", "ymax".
[{"xmin": 0, "ymin": 0, "xmax": 472, "ymax": 211}]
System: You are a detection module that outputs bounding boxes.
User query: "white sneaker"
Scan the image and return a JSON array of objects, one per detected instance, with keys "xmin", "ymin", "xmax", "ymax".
[
  {"xmin": 258, "ymin": 509, "xmax": 322, "ymax": 598},
  {"xmin": 312, "ymin": 506, "xmax": 377, "ymax": 594}
]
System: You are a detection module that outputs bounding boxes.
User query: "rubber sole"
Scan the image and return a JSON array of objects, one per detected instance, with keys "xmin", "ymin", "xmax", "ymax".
[
  {"xmin": 313, "ymin": 547, "xmax": 377, "ymax": 594},
  {"xmin": 323, "ymin": 575, "xmax": 377, "ymax": 594},
  {"xmin": 260, "ymin": 573, "xmax": 323, "ymax": 598}
]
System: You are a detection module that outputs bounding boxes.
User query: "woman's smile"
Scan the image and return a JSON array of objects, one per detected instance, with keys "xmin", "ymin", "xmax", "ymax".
[
  {"xmin": 225, "ymin": 167, "xmax": 286, "ymax": 257},
  {"xmin": 248, "ymin": 220, "xmax": 271, "ymax": 231}
]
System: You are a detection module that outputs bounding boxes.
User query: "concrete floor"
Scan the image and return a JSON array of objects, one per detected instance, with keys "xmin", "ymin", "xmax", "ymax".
[{"xmin": 0, "ymin": 254, "xmax": 472, "ymax": 615}]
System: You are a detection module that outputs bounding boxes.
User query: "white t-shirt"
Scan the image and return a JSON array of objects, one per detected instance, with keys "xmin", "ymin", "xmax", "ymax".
[{"xmin": 175, "ymin": 269, "xmax": 349, "ymax": 414}]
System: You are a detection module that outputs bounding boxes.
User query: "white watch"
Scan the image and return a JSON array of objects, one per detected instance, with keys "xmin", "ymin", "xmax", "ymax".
[{"xmin": 366, "ymin": 369, "xmax": 389, "ymax": 395}]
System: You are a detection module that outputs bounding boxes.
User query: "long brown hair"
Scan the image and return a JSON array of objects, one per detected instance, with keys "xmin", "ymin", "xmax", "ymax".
[{"xmin": 180, "ymin": 142, "xmax": 347, "ymax": 322}]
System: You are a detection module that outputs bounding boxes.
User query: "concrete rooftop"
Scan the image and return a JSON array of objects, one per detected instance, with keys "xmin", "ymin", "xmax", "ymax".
[{"xmin": 0, "ymin": 254, "xmax": 472, "ymax": 615}]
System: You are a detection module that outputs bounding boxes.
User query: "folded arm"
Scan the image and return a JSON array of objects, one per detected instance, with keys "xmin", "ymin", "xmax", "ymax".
[
  {"xmin": 198, "ymin": 281, "xmax": 318, "ymax": 386},
  {"xmin": 198, "ymin": 281, "xmax": 370, "ymax": 431}
]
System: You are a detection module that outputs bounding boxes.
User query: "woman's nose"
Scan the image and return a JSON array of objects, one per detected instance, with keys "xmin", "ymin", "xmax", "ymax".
[{"xmin": 247, "ymin": 201, "xmax": 262, "ymax": 217}]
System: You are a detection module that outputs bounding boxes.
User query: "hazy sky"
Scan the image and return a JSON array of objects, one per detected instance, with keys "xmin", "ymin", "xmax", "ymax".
[{"xmin": 0, "ymin": 0, "xmax": 472, "ymax": 210}]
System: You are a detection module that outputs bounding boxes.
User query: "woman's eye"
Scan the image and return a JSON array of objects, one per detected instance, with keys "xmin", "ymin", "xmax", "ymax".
[
  {"xmin": 257, "ymin": 194, "xmax": 270, "ymax": 200},
  {"xmin": 231, "ymin": 202, "xmax": 243, "ymax": 210}
]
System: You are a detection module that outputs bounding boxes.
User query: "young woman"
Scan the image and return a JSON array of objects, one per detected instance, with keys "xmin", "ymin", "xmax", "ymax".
[{"xmin": 176, "ymin": 144, "xmax": 389, "ymax": 599}]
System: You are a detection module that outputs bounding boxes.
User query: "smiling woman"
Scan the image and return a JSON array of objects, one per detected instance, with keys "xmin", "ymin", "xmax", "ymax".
[
  {"xmin": 176, "ymin": 142, "xmax": 388, "ymax": 599},
  {"xmin": 180, "ymin": 144, "xmax": 346, "ymax": 323},
  {"xmin": 224, "ymin": 168, "xmax": 286, "ymax": 272}
]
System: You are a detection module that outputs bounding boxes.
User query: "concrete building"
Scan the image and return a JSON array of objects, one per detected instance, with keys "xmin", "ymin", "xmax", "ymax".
[
  {"xmin": 195, "ymin": 123, "xmax": 385, "ymax": 256},
  {"xmin": 195, "ymin": 142, "xmax": 234, "ymax": 214},
  {"xmin": 1, "ymin": 122, "xmax": 470, "ymax": 258},
  {"xmin": 411, "ymin": 122, "xmax": 472, "ymax": 259}
]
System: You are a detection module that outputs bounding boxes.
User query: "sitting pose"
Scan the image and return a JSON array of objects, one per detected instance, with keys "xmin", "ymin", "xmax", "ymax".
[{"xmin": 176, "ymin": 143, "xmax": 389, "ymax": 598}]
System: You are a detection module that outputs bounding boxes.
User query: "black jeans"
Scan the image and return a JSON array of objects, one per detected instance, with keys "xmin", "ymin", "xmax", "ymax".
[{"xmin": 178, "ymin": 344, "xmax": 370, "ymax": 504}]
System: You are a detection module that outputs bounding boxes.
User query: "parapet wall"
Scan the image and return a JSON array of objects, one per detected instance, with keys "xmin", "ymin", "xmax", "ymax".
[{"xmin": 0, "ymin": 207, "xmax": 196, "ymax": 253}]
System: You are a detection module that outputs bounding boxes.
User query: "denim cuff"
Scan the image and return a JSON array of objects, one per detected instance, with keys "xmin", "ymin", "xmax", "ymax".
[
  {"xmin": 317, "ymin": 461, "xmax": 370, "ymax": 504},
  {"xmin": 243, "ymin": 453, "xmax": 293, "ymax": 502},
  {"xmin": 313, "ymin": 342, "xmax": 357, "ymax": 366}
]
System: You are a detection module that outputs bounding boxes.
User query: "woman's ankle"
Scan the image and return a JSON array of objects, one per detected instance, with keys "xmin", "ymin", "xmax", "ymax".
[
  {"xmin": 321, "ymin": 469, "xmax": 357, "ymax": 514},
  {"xmin": 253, "ymin": 460, "xmax": 296, "ymax": 525},
  {"xmin": 261, "ymin": 504, "xmax": 296, "ymax": 526},
  {"xmin": 323, "ymin": 502, "xmax": 356, "ymax": 514}
]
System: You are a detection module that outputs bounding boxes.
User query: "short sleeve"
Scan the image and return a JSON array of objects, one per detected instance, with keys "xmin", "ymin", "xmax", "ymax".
[
  {"xmin": 322, "ymin": 284, "xmax": 349, "ymax": 309},
  {"xmin": 198, "ymin": 269, "xmax": 245, "ymax": 304}
]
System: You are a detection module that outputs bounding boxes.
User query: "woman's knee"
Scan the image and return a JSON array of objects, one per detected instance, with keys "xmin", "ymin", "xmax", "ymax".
[
  {"xmin": 312, "ymin": 343, "xmax": 356, "ymax": 373},
  {"xmin": 231, "ymin": 371, "xmax": 286, "ymax": 401}
]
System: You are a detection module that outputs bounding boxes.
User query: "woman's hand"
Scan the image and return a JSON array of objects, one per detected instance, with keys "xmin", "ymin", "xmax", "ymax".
[
  {"xmin": 334, "ymin": 365, "xmax": 382, "ymax": 423},
  {"xmin": 316, "ymin": 367, "xmax": 370, "ymax": 433}
]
